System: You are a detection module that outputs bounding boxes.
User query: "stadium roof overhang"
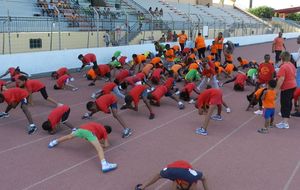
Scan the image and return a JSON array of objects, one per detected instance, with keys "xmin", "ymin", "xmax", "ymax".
[{"xmin": 274, "ymin": 7, "xmax": 300, "ymax": 14}]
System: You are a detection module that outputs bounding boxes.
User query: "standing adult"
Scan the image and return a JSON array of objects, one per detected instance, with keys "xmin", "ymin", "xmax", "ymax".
[
  {"xmin": 195, "ymin": 33, "xmax": 206, "ymax": 59},
  {"xmin": 292, "ymin": 35, "xmax": 300, "ymax": 87},
  {"xmin": 214, "ymin": 32, "xmax": 224, "ymax": 62},
  {"xmin": 178, "ymin": 30, "xmax": 188, "ymax": 52},
  {"xmin": 275, "ymin": 51, "xmax": 296, "ymax": 129},
  {"xmin": 103, "ymin": 31, "xmax": 111, "ymax": 47},
  {"xmin": 272, "ymin": 32, "xmax": 286, "ymax": 66}
]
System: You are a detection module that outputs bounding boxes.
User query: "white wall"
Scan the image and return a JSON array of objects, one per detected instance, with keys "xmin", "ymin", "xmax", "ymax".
[{"xmin": 0, "ymin": 32, "xmax": 299, "ymax": 76}]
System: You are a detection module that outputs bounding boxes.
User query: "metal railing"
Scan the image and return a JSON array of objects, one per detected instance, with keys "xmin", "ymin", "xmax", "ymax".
[{"xmin": 0, "ymin": 15, "xmax": 289, "ymax": 54}]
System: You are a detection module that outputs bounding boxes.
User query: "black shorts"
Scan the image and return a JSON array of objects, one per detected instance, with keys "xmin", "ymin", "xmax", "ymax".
[
  {"xmin": 160, "ymin": 167, "xmax": 202, "ymax": 184},
  {"xmin": 61, "ymin": 108, "xmax": 70, "ymax": 123},
  {"xmin": 39, "ymin": 87, "xmax": 48, "ymax": 99},
  {"xmin": 234, "ymin": 84, "xmax": 244, "ymax": 91}
]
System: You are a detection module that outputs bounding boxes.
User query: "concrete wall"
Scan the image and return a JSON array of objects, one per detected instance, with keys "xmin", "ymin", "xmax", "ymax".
[
  {"xmin": 1, "ymin": 31, "xmax": 106, "ymax": 54},
  {"xmin": 0, "ymin": 32, "xmax": 298, "ymax": 77}
]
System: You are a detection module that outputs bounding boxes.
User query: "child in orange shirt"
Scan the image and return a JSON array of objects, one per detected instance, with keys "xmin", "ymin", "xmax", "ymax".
[
  {"xmin": 257, "ymin": 80, "xmax": 277, "ymax": 134},
  {"xmin": 210, "ymin": 41, "xmax": 217, "ymax": 60}
]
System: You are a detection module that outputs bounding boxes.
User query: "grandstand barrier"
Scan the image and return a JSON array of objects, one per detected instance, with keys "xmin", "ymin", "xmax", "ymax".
[{"xmin": 0, "ymin": 32, "xmax": 299, "ymax": 77}]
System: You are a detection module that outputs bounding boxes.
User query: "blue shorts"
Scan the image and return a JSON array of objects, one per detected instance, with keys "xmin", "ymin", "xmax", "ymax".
[
  {"xmin": 110, "ymin": 103, "xmax": 118, "ymax": 110},
  {"xmin": 140, "ymin": 89, "xmax": 148, "ymax": 99},
  {"xmin": 20, "ymin": 98, "xmax": 28, "ymax": 105},
  {"xmin": 263, "ymin": 108, "xmax": 275, "ymax": 119}
]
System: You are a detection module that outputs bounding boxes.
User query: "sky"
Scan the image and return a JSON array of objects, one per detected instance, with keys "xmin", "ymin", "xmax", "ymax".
[{"xmin": 213, "ymin": 0, "xmax": 300, "ymax": 9}]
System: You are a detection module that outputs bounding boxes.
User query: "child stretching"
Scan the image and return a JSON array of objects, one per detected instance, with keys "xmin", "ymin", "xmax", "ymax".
[
  {"xmin": 257, "ymin": 80, "xmax": 277, "ymax": 134},
  {"xmin": 83, "ymin": 94, "xmax": 132, "ymax": 138},
  {"xmin": 48, "ymin": 122, "xmax": 118, "ymax": 173},
  {"xmin": 54, "ymin": 74, "xmax": 78, "ymax": 91}
]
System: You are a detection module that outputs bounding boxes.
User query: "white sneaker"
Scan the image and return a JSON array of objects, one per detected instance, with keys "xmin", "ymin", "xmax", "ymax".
[
  {"xmin": 57, "ymin": 103, "xmax": 63, "ymax": 107},
  {"xmin": 175, "ymin": 91, "xmax": 180, "ymax": 95},
  {"xmin": 72, "ymin": 87, "xmax": 79, "ymax": 91},
  {"xmin": 91, "ymin": 93, "xmax": 96, "ymax": 99},
  {"xmin": 226, "ymin": 107, "xmax": 231, "ymax": 113},
  {"xmin": 48, "ymin": 139, "xmax": 58, "ymax": 148},
  {"xmin": 211, "ymin": 114, "xmax": 223, "ymax": 121},
  {"xmin": 69, "ymin": 77, "xmax": 75, "ymax": 82},
  {"xmin": 102, "ymin": 162, "xmax": 118, "ymax": 173},
  {"xmin": 278, "ymin": 112, "xmax": 282, "ymax": 116},
  {"xmin": 189, "ymin": 99, "xmax": 195, "ymax": 104},
  {"xmin": 254, "ymin": 110, "xmax": 263, "ymax": 115},
  {"xmin": 276, "ymin": 122, "xmax": 289, "ymax": 129}
]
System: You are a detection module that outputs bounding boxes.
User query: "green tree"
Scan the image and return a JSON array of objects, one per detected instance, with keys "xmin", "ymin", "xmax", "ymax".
[
  {"xmin": 286, "ymin": 13, "xmax": 300, "ymax": 21},
  {"xmin": 248, "ymin": 6, "xmax": 275, "ymax": 19}
]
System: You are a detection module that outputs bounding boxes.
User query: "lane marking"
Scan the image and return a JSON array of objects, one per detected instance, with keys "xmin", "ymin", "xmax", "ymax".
[
  {"xmin": 21, "ymin": 92, "xmax": 234, "ymax": 190},
  {"xmin": 155, "ymin": 114, "xmax": 257, "ymax": 190},
  {"xmin": 283, "ymin": 160, "xmax": 300, "ymax": 190}
]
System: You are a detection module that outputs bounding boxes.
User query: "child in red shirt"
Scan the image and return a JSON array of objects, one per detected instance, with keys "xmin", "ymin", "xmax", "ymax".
[
  {"xmin": 78, "ymin": 53, "xmax": 97, "ymax": 72},
  {"xmin": 51, "ymin": 67, "xmax": 72, "ymax": 80},
  {"xmin": 91, "ymin": 81, "xmax": 125, "ymax": 100},
  {"xmin": 179, "ymin": 82, "xmax": 200, "ymax": 102},
  {"xmin": 54, "ymin": 74, "xmax": 78, "ymax": 91},
  {"xmin": 48, "ymin": 122, "xmax": 117, "ymax": 173},
  {"xmin": 121, "ymin": 85, "xmax": 155, "ymax": 119},
  {"xmin": 89, "ymin": 64, "xmax": 112, "ymax": 86},
  {"xmin": 42, "ymin": 105, "xmax": 74, "ymax": 134},
  {"xmin": 0, "ymin": 88, "xmax": 37, "ymax": 134},
  {"xmin": 195, "ymin": 88, "xmax": 227, "ymax": 136},
  {"xmin": 17, "ymin": 75, "xmax": 60, "ymax": 106},
  {"xmin": 147, "ymin": 78, "xmax": 184, "ymax": 109},
  {"xmin": 83, "ymin": 94, "xmax": 132, "ymax": 138},
  {"xmin": 221, "ymin": 71, "xmax": 255, "ymax": 91}
]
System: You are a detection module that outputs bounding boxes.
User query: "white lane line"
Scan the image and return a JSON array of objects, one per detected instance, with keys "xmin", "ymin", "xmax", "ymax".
[
  {"xmin": 155, "ymin": 114, "xmax": 257, "ymax": 190},
  {"xmin": 21, "ymin": 91, "xmax": 235, "ymax": 190},
  {"xmin": 283, "ymin": 160, "xmax": 300, "ymax": 190},
  {"xmin": 21, "ymin": 108, "xmax": 198, "ymax": 190}
]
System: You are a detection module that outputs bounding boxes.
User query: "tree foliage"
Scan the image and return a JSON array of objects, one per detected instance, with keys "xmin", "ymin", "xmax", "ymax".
[
  {"xmin": 286, "ymin": 13, "xmax": 300, "ymax": 21},
  {"xmin": 248, "ymin": 6, "xmax": 275, "ymax": 19}
]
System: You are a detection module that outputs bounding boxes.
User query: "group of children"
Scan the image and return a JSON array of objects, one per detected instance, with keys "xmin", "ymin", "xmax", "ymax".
[{"xmin": 0, "ymin": 36, "xmax": 299, "ymax": 189}]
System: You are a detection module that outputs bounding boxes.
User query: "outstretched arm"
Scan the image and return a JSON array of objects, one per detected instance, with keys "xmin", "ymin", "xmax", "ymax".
[
  {"xmin": 0, "ymin": 70, "xmax": 10, "ymax": 79},
  {"xmin": 222, "ymin": 77, "xmax": 236, "ymax": 86},
  {"xmin": 138, "ymin": 173, "xmax": 162, "ymax": 190}
]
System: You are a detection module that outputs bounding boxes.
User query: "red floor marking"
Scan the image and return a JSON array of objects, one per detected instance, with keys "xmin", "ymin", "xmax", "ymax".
[{"xmin": 283, "ymin": 160, "xmax": 300, "ymax": 190}]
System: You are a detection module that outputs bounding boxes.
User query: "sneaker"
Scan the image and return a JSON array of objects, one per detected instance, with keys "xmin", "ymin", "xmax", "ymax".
[
  {"xmin": 102, "ymin": 162, "xmax": 118, "ymax": 173},
  {"xmin": 211, "ymin": 115, "xmax": 223, "ymax": 121},
  {"xmin": 291, "ymin": 112, "xmax": 300, "ymax": 117},
  {"xmin": 178, "ymin": 102, "xmax": 185, "ymax": 109},
  {"xmin": 88, "ymin": 82, "xmax": 95, "ymax": 86},
  {"xmin": 254, "ymin": 110, "xmax": 263, "ymax": 115},
  {"xmin": 195, "ymin": 128, "xmax": 208, "ymax": 136},
  {"xmin": 48, "ymin": 139, "xmax": 58, "ymax": 148},
  {"xmin": 69, "ymin": 77, "xmax": 75, "ymax": 82},
  {"xmin": 278, "ymin": 112, "xmax": 282, "ymax": 116},
  {"xmin": 57, "ymin": 103, "xmax": 63, "ymax": 107},
  {"xmin": 122, "ymin": 128, "xmax": 132, "ymax": 138},
  {"xmin": 175, "ymin": 91, "xmax": 180, "ymax": 95},
  {"xmin": 72, "ymin": 87, "xmax": 79, "ymax": 91},
  {"xmin": 72, "ymin": 128, "xmax": 78, "ymax": 132},
  {"xmin": 226, "ymin": 107, "xmax": 231, "ymax": 113},
  {"xmin": 257, "ymin": 128, "xmax": 268, "ymax": 134},
  {"xmin": 0, "ymin": 112, "xmax": 9, "ymax": 119},
  {"xmin": 104, "ymin": 78, "xmax": 110, "ymax": 82},
  {"xmin": 276, "ymin": 122, "xmax": 289, "ymax": 129},
  {"xmin": 189, "ymin": 99, "xmax": 195, "ymax": 104},
  {"xmin": 28, "ymin": 124, "xmax": 37, "ymax": 135},
  {"xmin": 149, "ymin": 113, "xmax": 155, "ymax": 120},
  {"xmin": 91, "ymin": 93, "xmax": 96, "ymax": 99}
]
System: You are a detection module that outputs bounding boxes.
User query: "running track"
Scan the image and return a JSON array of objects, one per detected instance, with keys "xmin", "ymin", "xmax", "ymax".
[{"xmin": 0, "ymin": 39, "xmax": 299, "ymax": 190}]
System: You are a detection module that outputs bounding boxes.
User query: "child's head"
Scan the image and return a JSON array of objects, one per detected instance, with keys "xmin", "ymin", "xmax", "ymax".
[
  {"xmin": 17, "ymin": 75, "xmax": 28, "ymax": 88},
  {"xmin": 165, "ymin": 44, "xmax": 170, "ymax": 50},
  {"xmin": 206, "ymin": 84, "xmax": 212, "ymax": 89},
  {"xmin": 119, "ymin": 82, "xmax": 128, "ymax": 90},
  {"xmin": 51, "ymin": 72, "xmax": 58, "ymax": 79},
  {"xmin": 42, "ymin": 120, "xmax": 53, "ymax": 133},
  {"xmin": 237, "ymin": 57, "xmax": 242, "ymax": 62},
  {"xmin": 86, "ymin": 101, "xmax": 97, "ymax": 112},
  {"xmin": 78, "ymin": 54, "xmax": 84, "ymax": 61},
  {"xmin": 53, "ymin": 84, "xmax": 60, "ymax": 90},
  {"xmin": 212, "ymin": 41, "xmax": 215, "ymax": 45},
  {"xmin": 124, "ymin": 95, "xmax": 133, "ymax": 105},
  {"xmin": 268, "ymin": 79, "xmax": 277, "ymax": 89},
  {"xmin": 179, "ymin": 90, "xmax": 190, "ymax": 101},
  {"xmin": 132, "ymin": 54, "xmax": 137, "ymax": 59},
  {"xmin": 0, "ymin": 93, "xmax": 4, "ymax": 103},
  {"xmin": 264, "ymin": 54, "xmax": 270, "ymax": 62},
  {"xmin": 104, "ymin": 125, "xmax": 112, "ymax": 134}
]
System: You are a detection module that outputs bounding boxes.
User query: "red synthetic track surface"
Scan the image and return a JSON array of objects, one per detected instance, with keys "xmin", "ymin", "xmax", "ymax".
[{"xmin": 0, "ymin": 39, "xmax": 299, "ymax": 190}]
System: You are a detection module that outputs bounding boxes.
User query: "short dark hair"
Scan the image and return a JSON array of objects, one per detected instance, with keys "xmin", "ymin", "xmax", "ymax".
[
  {"xmin": 18, "ymin": 75, "xmax": 28, "ymax": 81},
  {"xmin": 53, "ymin": 84, "xmax": 60, "ymax": 90},
  {"xmin": 78, "ymin": 54, "xmax": 83, "ymax": 60},
  {"xmin": 42, "ymin": 120, "xmax": 52, "ymax": 131},
  {"xmin": 132, "ymin": 54, "xmax": 137, "ymax": 58},
  {"xmin": 237, "ymin": 57, "xmax": 242, "ymax": 61},
  {"xmin": 51, "ymin": 72, "xmax": 58, "ymax": 79},
  {"xmin": 119, "ymin": 82, "xmax": 128, "ymax": 90},
  {"xmin": 179, "ymin": 91, "xmax": 190, "ymax": 101},
  {"xmin": 268, "ymin": 79, "xmax": 277, "ymax": 88},
  {"xmin": 104, "ymin": 125, "xmax": 112, "ymax": 134},
  {"xmin": 125, "ymin": 95, "xmax": 133, "ymax": 104},
  {"xmin": 206, "ymin": 84, "xmax": 212, "ymax": 89},
  {"xmin": 86, "ymin": 101, "xmax": 95, "ymax": 111}
]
